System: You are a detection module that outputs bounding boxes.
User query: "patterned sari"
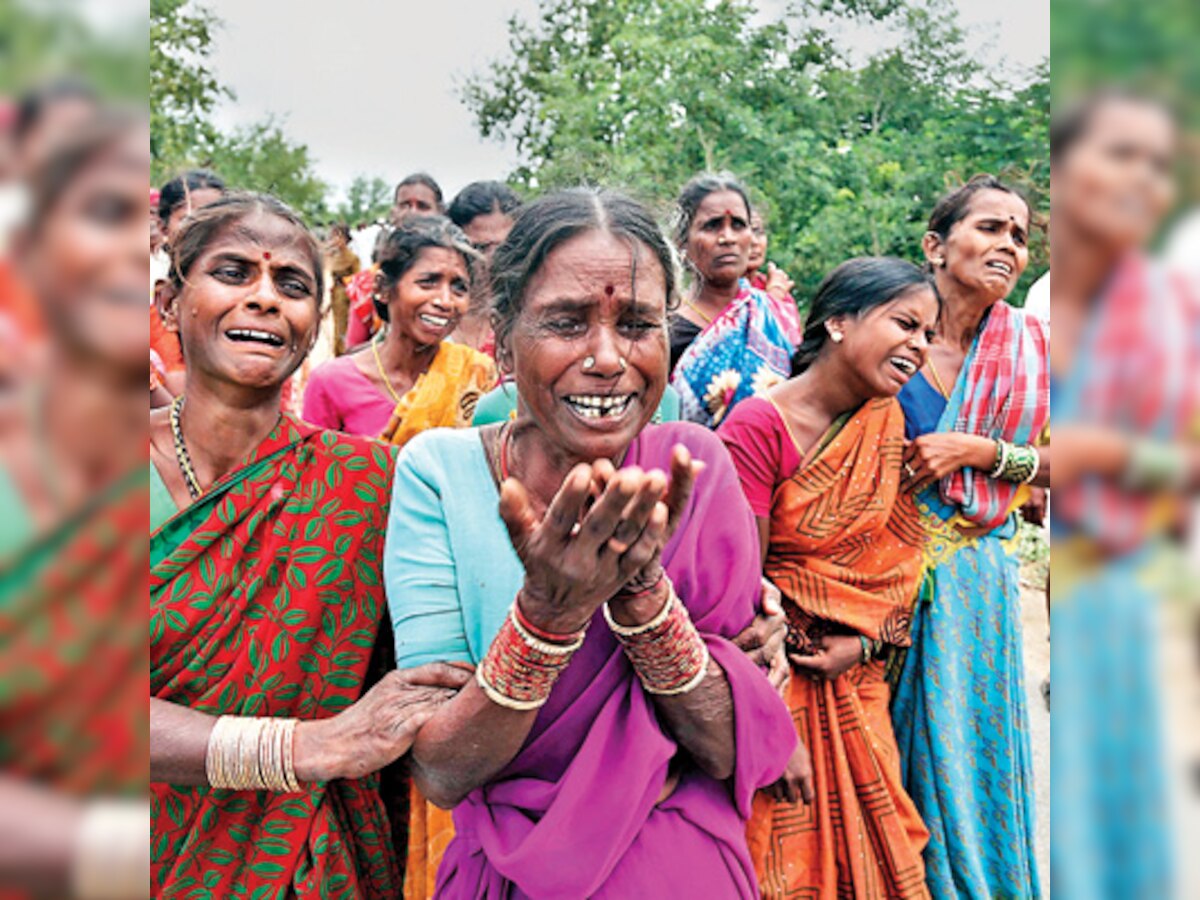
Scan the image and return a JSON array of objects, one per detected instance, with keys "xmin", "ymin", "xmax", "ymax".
[
  {"xmin": 892, "ymin": 301, "xmax": 1050, "ymax": 899},
  {"xmin": 1051, "ymin": 255, "xmax": 1195, "ymax": 899},
  {"xmin": 379, "ymin": 342, "xmax": 496, "ymax": 448},
  {"xmin": 746, "ymin": 397, "xmax": 929, "ymax": 899},
  {"xmin": 1, "ymin": 467, "xmax": 147, "ymax": 795},
  {"xmin": 150, "ymin": 414, "xmax": 401, "ymax": 898},
  {"xmin": 671, "ymin": 281, "xmax": 794, "ymax": 428}
]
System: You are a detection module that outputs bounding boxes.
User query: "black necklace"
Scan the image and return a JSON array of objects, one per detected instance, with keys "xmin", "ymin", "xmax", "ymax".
[{"xmin": 169, "ymin": 396, "xmax": 203, "ymax": 499}]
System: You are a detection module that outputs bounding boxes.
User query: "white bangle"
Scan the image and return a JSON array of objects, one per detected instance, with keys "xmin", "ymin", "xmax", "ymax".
[{"xmin": 72, "ymin": 800, "xmax": 150, "ymax": 900}]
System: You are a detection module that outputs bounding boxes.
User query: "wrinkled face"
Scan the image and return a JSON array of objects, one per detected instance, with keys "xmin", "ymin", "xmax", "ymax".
[
  {"xmin": 164, "ymin": 186, "xmax": 223, "ymax": 248},
  {"xmin": 684, "ymin": 189, "xmax": 752, "ymax": 288},
  {"xmin": 22, "ymin": 128, "xmax": 150, "ymax": 374},
  {"xmin": 931, "ymin": 190, "xmax": 1030, "ymax": 304},
  {"xmin": 1052, "ymin": 99, "xmax": 1176, "ymax": 252},
  {"xmin": 463, "ymin": 209, "xmax": 514, "ymax": 262},
  {"xmin": 507, "ymin": 229, "xmax": 669, "ymax": 463},
  {"xmin": 165, "ymin": 211, "xmax": 321, "ymax": 391},
  {"xmin": 833, "ymin": 285, "xmax": 939, "ymax": 398},
  {"xmin": 747, "ymin": 210, "xmax": 767, "ymax": 272},
  {"xmin": 386, "ymin": 246, "xmax": 471, "ymax": 347},
  {"xmin": 391, "ymin": 183, "xmax": 440, "ymax": 224}
]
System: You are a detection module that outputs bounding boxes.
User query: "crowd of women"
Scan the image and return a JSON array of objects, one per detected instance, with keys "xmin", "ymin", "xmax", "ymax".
[{"xmin": 0, "ymin": 81, "xmax": 1157, "ymax": 898}]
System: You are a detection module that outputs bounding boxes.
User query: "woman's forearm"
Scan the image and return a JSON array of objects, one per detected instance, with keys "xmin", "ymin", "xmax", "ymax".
[
  {"xmin": 408, "ymin": 680, "xmax": 538, "ymax": 809},
  {"xmin": 150, "ymin": 697, "xmax": 215, "ymax": 785},
  {"xmin": 652, "ymin": 661, "xmax": 736, "ymax": 780}
]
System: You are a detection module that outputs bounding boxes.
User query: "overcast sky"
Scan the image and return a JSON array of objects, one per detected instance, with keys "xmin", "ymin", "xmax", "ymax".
[{"xmin": 201, "ymin": 0, "xmax": 1049, "ymax": 205}]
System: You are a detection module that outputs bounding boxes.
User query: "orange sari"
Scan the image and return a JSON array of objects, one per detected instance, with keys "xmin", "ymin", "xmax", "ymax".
[
  {"xmin": 747, "ymin": 397, "xmax": 929, "ymax": 899},
  {"xmin": 380, "ymin": 342, "xmax": 496, "ymax": 449}
]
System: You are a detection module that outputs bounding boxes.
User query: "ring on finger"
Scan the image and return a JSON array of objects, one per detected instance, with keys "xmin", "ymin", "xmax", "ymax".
[{"xmin": 903, "ymin": 462, "xmax": 916, "ymax": 478}]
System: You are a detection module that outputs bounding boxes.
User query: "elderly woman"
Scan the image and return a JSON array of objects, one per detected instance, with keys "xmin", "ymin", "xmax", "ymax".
[
  {"xmin": 891, "ymin": 175, "xmax": 1051, "ymax": 899},
  {"xmin": 668, "ymin": 174, "xmax": 798, "ymax": 427},
  {"xmin": 385, "ymin": 189, "xmax": 795, "ymax": 898},
  {"xmin": 302, "ymin": 216, "xmax": 496, "ymax": 446},
  {"xmin": 149, "ymin": 192, "xmax": 470, "ymax": 898}
]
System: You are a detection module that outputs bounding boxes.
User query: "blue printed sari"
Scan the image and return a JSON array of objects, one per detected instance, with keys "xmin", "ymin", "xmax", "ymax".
[{"xmin": 892, "ymin": 319, "xmax": 1043, "ymax": 899}]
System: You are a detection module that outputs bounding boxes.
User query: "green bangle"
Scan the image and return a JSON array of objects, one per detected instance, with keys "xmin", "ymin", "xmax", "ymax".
[
  {"xmin": 858, "ymin": 635, "xmax": 872, "ymax": 665},
  {"xmin": 1123, "ymin": 439, "xmax": 1187, "ymax": 490},
  {"xmin": 999, "ymin": 443, "xmax": 1039, "ymax": 484}
]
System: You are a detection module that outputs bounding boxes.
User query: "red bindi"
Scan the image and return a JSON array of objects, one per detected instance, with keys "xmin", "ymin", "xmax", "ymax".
[
  {"xmin": 262, "ymin": 251, "xmax": 271, "ymax": 261},
  {"xmin": 604, "ymin": 284, "xmax": 615, "ymax": 296}
]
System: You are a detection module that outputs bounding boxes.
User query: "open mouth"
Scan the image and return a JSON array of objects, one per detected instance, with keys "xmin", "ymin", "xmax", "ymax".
[
  {"xmin": 225, "ymin": 328, "xmax": 285, "ymax": 348},
  {"xmin": 418, "ymin": 313, "xmax": 453, "ymax": 330},
  {"xmin": 889, "ymin": 356, "xmax": 918, "ymax": 378},
  {"xmin": 985, "ymin": 260, "xmax": 1013, "ymax": 276},
  {"xmin": 564, "ymin": 393, "xmax": 635, "ymax": 420}
]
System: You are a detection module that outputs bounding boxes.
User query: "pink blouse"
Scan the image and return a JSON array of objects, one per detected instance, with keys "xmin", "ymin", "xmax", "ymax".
[{"xmin": 301, "ymin": 354, "xmax": 394, "ymax": 437}]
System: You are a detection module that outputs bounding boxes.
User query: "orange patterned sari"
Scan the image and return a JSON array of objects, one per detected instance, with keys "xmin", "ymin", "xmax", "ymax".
[{"xmin": 747, "ymin": 397, "xmax": 930, "ymax": 899}]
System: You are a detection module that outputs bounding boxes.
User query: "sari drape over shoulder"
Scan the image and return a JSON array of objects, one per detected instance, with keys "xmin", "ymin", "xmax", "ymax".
[
  {"xmin": 1, "ymin": 467, "xmax": 148, "ymax": 794},
  {"xmin": 150, "ymin": 415, "xmax": 401, "ymax": 898},
  {"xmin": 670, "ymin": 281, "xmax": 794, "ymax": 428},
  {"xmin": 893, "ymin": 300, "xmax": 1049, "ymax": 899},
  {"xmin": 385, "ymin": 423, "xmax": 795, "ymax": 899},
  {"xmin": 379, "ymin": 341, "xmax": 496, "ymax": 448},
  {"xmin": 746, "ymin": 397, "xmax": 930, "ymax": 899}
]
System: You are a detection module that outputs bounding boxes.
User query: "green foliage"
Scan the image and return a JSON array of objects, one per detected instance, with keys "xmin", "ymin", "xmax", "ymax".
[
  {"xmin": 150, "ymin": 0, "xmax": 329, "ymax": 222},
  {"xmin": 333, "ymin": 175, "xmax": 393, "ymax": 226},
  {"xmin": 0, "ymin": 0, "xmax": 147, "ymax": 100},
  {"xmin": 463, "ymin": 0, "xmax": 1048, "ymax": 307}
]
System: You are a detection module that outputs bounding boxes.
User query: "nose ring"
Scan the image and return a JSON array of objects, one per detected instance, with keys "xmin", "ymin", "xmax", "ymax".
[
  {"xmin": 619, "ymin": 356, "xmax": 628, "ymax": 370},
  {"xmin": 583, "ymin": 355, "xmax": 596, "ymax": 370}
]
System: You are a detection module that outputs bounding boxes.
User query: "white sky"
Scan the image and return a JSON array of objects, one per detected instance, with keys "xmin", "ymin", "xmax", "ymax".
[{"xmin": 201, "ymin": 0, "xmax": 1049, "ymax": 205}]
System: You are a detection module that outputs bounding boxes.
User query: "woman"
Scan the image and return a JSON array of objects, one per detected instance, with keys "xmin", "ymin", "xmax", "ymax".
[
  {"xmin": 391, "ymin": 172, "xmax": 444, "ymax": 224},
  {"xmin": 668, "ymin": 174, "xmax": 798, "ymax": 427},
  {"xmin": 324, "ymin": 221, "xmax": 361, "ymax": 356},
  {"xmin": 386, "ymin": 189, "xmax": 796, "ymax": 898},
  {"xmin": 1, "ymin": 110, "xmax": 148, "ymax": 898},
  {"xmin": 149, "ymin": 192, "xmax": 471, "ymax": 898},
  {"xmin": 1048, "ymin": 90, "xmax": 1190, "ymax": 900},
  {"xmin": 446, "ymin": 180, "xmax": 523, "ymax": 355},
  {"xmin": 720, "ymin": 257, "xmax": 937, "ymax": 899},
  {"xmin": 745, "ymin": 207, "xmax": 801, "ymax": 338},
  {"xmin": 891, "ymin": 175, "xmax": 1051, "ymax": 899},
  {"xmin": 302, "ymin": 216, "xmax": 496, "ymax": 446},
  {"xmin": 151, "ymin": 169, "xmax": 227, "ymax": 400}
]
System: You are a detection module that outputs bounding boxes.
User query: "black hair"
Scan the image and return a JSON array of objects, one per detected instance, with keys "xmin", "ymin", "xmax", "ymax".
[
  {"xmin": 394, "ymin": 172, "xmax": 444, "ymax": 210},
  {"xmin": 28, "ymin": 109, "xmax": 140, "ymax": 230},
  {"xmin": 14, "ymin": 78, "xmax": 98, "ymax": 145},
  {"xmin": 169, "ymin": 191, "xmax": 325, "ymax": 312},
  {"xmin": 791, "ymin": 257, "xmax": 933, "ymax": 375},
  {"xmin": 373, "ymin": 215, "xmax": 476, "ymax": 322},
  {"xmin": 926, "ymin": 174, "xmax": 1031, "ymax": 244},
  {"xmin": 158, "ymin": 169, "xmax": 227, "ymax": 230},
  {"xmin": 447, "ymin": 180, "xmax": 522, "ymax": 229},
  {"xmin": 329, "ymin": 221, "xmax": 352, "ymax": 242},
  {"xmin": 490, "ymin": 188, "xmax": 679, "ymax": 357},
  {"xmin": 1050, "ymin": 88, "xmax": 1176, "ymax": 163},
  {"xmin": 671, "ymin": 172, "xmax": 752, "ymax": 249}
]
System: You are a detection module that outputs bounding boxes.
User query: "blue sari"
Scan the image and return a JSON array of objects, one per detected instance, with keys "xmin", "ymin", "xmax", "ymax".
[{"xmin": 892, "ymin": 366, "xmax": 1041, "ymax": 899}]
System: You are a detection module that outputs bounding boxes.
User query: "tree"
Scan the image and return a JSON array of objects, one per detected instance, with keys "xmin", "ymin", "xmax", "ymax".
[
  {"xmin": 463, "ymin": 0, "xmax": 1048, "ymax": 305},
  {"xmin": 334, "ymin": 175, "xmax": 393, "ymax": 226}
]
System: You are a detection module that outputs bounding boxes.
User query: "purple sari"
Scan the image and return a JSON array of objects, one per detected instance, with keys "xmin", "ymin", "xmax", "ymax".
[{"xmin": 431, "ymin": 422, "xmax": 795, "ymax": 898}]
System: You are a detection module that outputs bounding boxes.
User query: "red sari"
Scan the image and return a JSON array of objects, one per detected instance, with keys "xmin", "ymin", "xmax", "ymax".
[{"xmin": 150, "ymin": 414, "xmax": 400, "ymax": 898}]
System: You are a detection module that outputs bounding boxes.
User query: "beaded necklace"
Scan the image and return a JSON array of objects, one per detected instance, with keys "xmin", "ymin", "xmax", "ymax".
[{"xmin": 169, "ymin": 395, "xmax": 203, "ymax": 499}]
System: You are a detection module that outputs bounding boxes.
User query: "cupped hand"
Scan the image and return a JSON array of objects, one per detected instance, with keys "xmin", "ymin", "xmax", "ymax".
[
  {"xmin": 500, "ymin": 460, "xmax": 682, "ymax": 634},
  {"xmin": 733, "ymin": 578, "xmax": 789, "ymax": 696},
  {"xmin": 767, "ymin": 741, "xmax": 815, "ymax": 805},
  {"xmin": 789, "ymin": 633, "xmax": 862, "ymax": 682},
  {"xmin": 295, "ymin": 662, "xmax": 473, "ymax": 782}
]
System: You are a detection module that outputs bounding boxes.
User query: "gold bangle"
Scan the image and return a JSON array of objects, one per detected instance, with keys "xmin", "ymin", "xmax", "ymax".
[{"xmin": 603, "ymin": 578, "xmax": 674, "ymax": 636}]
